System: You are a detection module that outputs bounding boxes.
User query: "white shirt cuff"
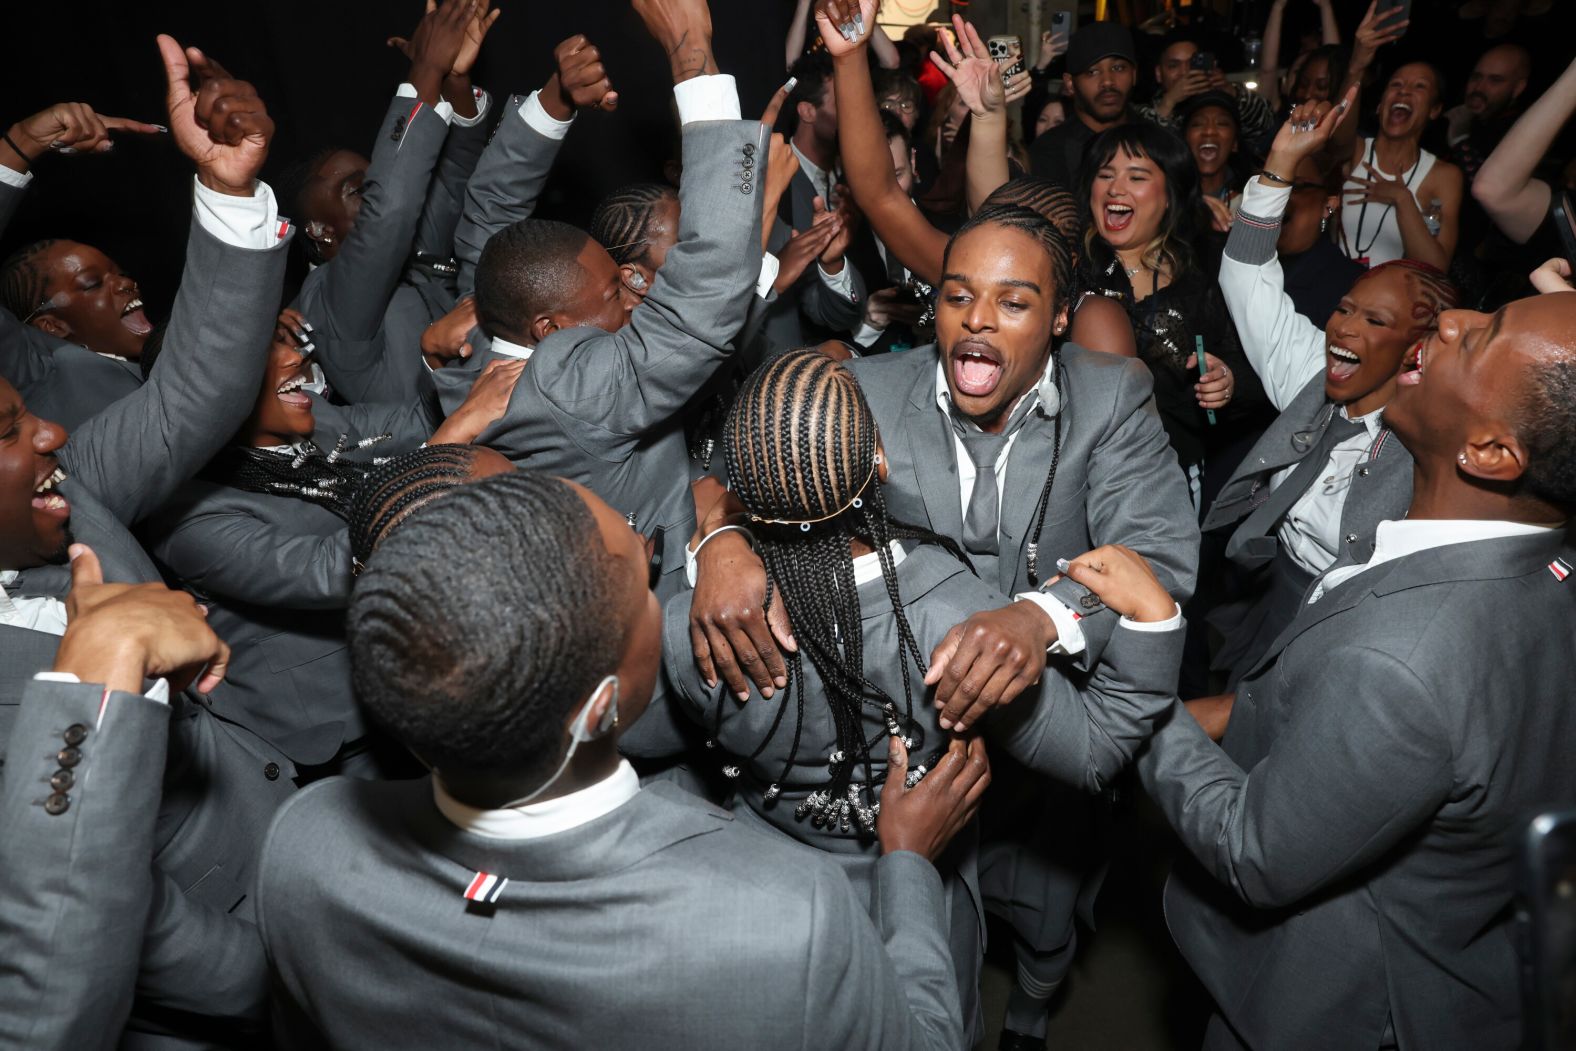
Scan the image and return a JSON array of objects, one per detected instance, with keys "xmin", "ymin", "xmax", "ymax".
[
  {"xmin": 192, "ymin": 177, "xmax": 285, "ymax": 249},
  {"xmin": 853, "ymin": 320, "xmax": 887, "ymax": 347},
  {"xmin": 818, "ymin": 261, "xmax": 855, "ymax": 298},
  {"xmin": 450, "ymin": 87, "xmax": 491, "ymax": 127},
  {"xmin": 0, "ymin": 165, "xmax": 32, "ymax": 189},
  {"xmin": 1117, "ymin": 602, "xmax": 1184, "ymax": 632},
  {"xmin": 673, "ymin": 74, "xmax": 742, "ymax": 125},
  {"xmin": 1014, "ymin": 593, "xmax": 1087, "ymax": 657},
  {"xmin": 518, "ymin": 90, "xmax": 576, "ymax": 140},
  {"xmin": 34, "ymin": 671, "xmax": 171, "ymax": 704},
  {"xmin": 756, "ymin": 254, "xmax": 780, "ymax": 299},
  {"xmin": 1241, "ymin": 175, "xmax": 1293, "ymax": 216},
  {"xmin": 395, "ymin": 82, "xmax": 455, "ymax": 123}
]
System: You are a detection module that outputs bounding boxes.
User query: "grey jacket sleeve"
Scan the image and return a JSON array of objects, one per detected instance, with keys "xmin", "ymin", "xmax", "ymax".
[
  {"xmin": 798, "ymin": 262, "xmax": 866, "ymax": 334},
  {"xmin": 1071, "ymin": 359, "xmax": 1198, "ymax": 668},
  {"xmin": 150, "ymin": 497, "xmax": 352, "ymax": 610},
  {"xmin": 453, "ymin": 97, "xmax": 569, "ymax": 297},
  {"xmin": 414, "ymin": 104, "xmax": 492, "ymax": 259},
  {"xmin": 1136, "ymin": 647, "xmax": 1453, "ymax": 910},
  {"xmin": 807, "ymin": 851, "xmax": 964, "ymax": 1051},
  {"xmin": 0, "ymin": 680, "xmax": 169, "ymax": 1049},
  {"xmin": 63, "ymin": 205, "xmax": 288, "ymax": 527},
  {"xmin": 988, "ymin": 619, "xmax": 1185, "ymax": 792},
  {"xmin": 294, "ymin": 94, "xmax": 450, "ymax": 344},
  {"xmin": 517, "ymin": 119, "xmax": 768, "ymax": 454},
  {"xmin": 133, "ymin": 872, "xmax": 269, "ymax": 1025},
  {"xmin": 0, "ymin": 177, "xmax": 26, "ymax": 239}
]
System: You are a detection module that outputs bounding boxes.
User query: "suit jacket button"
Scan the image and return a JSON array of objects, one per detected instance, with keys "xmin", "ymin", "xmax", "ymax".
[
  {"xmin": 50, "ymin": 769, "xmax": 74, "ymax": 792},
  {"xmin": 264, "ymin": 762, "xmax": 281, "ymax": 781},
  {"xmin": 1079, "ymin": 593, "xmax": 1100, "ymax": 610},
  {"xmin": 44, "ymin": 793, "xmax": 69, "ymax": 816},
  {"xmin": 1357, "ymin": 466, "xmax": 1370, "ymax": 477},
  {"xmin": 55, "ymin": 747, "xmax": 81, "ymax": 768},
  {"xmin": 63, "ymin": 724, "xmax": 88, "ymax": 746},
  {"xmin": 741, "ymin": 183, "xmax": 753, "ymax": 195},
  {"xmin": 743, "ymin": 143, "xmax": 756, "ymax": 156},
  {"xmin": 1345, "ymin": 533, "xmax": 1359, "ymax": 544}
]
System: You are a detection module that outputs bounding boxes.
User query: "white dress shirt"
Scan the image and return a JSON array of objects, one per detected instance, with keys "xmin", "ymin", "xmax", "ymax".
[
  {"xmin": 928, "ymin": 358, "xmax": 1087, "ymax": 655},
  {"xmin": 488, "ymin": 336, "xmax": 534, "ymax": 363},
  {"xmin": 391, "ymin": 82, "xmax": 493, "ymax": 129},
  {"xmin": 1309, "ymin": 519, "xmax": 1558, "ymax": 603},
  {"xmin": 1223, "ymin": 176, "xmax": 1392, "ymax": 575},
  {"xmin": 433, "ymin": 758, "xmax": 640, "ymax": 840},
  {"xmin": 852, "ymin": 540, "xmax": 906, "ymax": 584}
]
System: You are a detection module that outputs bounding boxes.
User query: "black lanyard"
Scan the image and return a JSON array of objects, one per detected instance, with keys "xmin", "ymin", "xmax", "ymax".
[{"xmin": 1347, "ymin": 138, "xmax": 1421, "ymax": 261}]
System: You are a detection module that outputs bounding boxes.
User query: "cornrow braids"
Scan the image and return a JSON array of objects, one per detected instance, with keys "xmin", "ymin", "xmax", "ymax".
[
  {"xmin": 589, "ymin": 183, "xmax": 678, "ymax": 266},
  {"xmin": 721, "ymin": 349, "xmax": 962, "ymax": 836},
  {"xmin": 1362, "ymin": 259, "xmax": 1458, "ymax": 331},
  {"xmin": 347, "ymin": 444, "xmax": 488, "ymax": 570},
  {"xmin": 985, "ymin": 177, "xmax": 1082, "ymax": 242},
  {"xmin": 204, "ymin": 433, "xmax": 393, "ymax": 522},
  {"xmin": 941, "ymin": 206, "xmax": 1071, "ymax": 584},
  {"xmin": 0, "ymin": 239, "xmax": 61, "ymax": 321}
]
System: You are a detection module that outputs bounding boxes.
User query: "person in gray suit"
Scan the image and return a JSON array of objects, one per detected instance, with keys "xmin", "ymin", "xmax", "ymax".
[
  {"xmin": 0, "ymin": 39, "xmax": 304, "ymax": 1044},
  {"xmin": 1197, "ymin": 92, "xmax": 1458, "ymax": 720},
  {"xmin": 687, "ymin": 204, "xmax": 1197, "ymax": 1043},
  {"xmin": 139, "ymin": 310, "xmax": 521, "ymax": 775},
  {"xmin": 259, "ymin": 466, "xmax": 986, "ymax": 1050},
  {"xmin": 0, "ymin": 103, "xmax": 163, "ymax": 428},
  {"xmin": 285, "ymin": 0, "xmax": 500, "ymax": 405},
  {"xmin": 1138, "ymin": 286, "xmax": 1576, "ymax": 1050},
  {"xmin": 0, "ymin": 544, "xmax": 231, "ymax": 1050},
  {"xmin": 663, "ymin": 349, "xmax": 1185, "ymax": 1041}
]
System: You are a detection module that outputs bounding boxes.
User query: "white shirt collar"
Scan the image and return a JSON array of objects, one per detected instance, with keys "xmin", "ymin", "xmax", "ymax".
[
  {"xmin": 1340, "ymin": 403, "xmax": 1385, "ymax": 438},
  {"xmin": 431, "ymin": 759, "xmax": 639, "ymax": 840},
  {"xmin": 791, "ymin": 143, "xmax": 833, "ymax": 192},
  {"xmin": 94, "ymin": 350, "xmax": 129, "ymax": 363},
  {"xmin": 851, "ymin": 541, "xmax": 906, "ymax": 587},
  {"xmin": 1314, "ymin": 518, "xmax": 1560, "ymax": 601},
  {"xmin": 490, "ymin": 336, "xmax": 535, "ymax": 363},
  {"xmin": 0, "ymin": 570, "xmax": 69, "ymax": 635},
  {"xmin": 933, "ymin": 354, "xmax": 1059, "ymax": 427}
]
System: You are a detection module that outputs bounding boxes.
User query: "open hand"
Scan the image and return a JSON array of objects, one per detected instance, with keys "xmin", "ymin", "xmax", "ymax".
[
  {"xmin": 930, "ymin": 15, "xmax": 1008, "ymax": 119},
  {"xmin": 1035, "ymin": 29, "xmax": 1068, "ymax": 71},
  {"xmin": 1264, "ymin": 84, "xmax": 1355, "ymax": 178},
  {"xmin": 428, "ymin": 357, "xmax": 525, "ymax": 445},
  {"xmin": 157, "ymin": 35, "xmax": 272, "ymax": 196},
  {"xmin": 1351, "ymin": 0, "xmax": 1408, "ymax": 72},
  {"xmin": 772, "ymin": 212, "xmax": 840, "ymax": 292}
]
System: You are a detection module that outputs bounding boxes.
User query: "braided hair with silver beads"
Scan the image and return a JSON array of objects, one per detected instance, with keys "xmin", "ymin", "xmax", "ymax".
[{"xmin": 721, "ymin": 348, "xmax": 964, "ymax": 836}]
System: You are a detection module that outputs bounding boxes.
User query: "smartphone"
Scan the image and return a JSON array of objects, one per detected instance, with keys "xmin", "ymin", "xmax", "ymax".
[
  {"xmin": 1195, "ymin": 336, "xmax": 1216, "ymax": 425},
  {"xmin": 1376, "ymin": 0, "xmax": 1412, "ymax": 30},
  {"xmin": 1516, "ymin": 810, "xmax": 1576, "ymax": 1050},
  {"xmin": 1050, "ymin": 10, "xmax": 1071, "ymax": 37},
  {"xmin": 987, "ymin": 35, "xmax": 1025, "ymax": 79},
  {"xmin": 1552, "ymin": 190, "xmax": 1576, "ymax": 273},
  {"xmin": 1190, "ymin": 51, "xmax": 1217, "ymax": 73}
]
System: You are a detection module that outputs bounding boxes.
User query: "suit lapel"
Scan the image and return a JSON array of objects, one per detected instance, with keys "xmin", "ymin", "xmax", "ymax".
[{"xmin": 899, "ymin": 358, "xmax": 963, "ymax": 541}]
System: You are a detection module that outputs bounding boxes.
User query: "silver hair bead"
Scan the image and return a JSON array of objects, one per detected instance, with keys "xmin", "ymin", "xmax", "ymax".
[
  {"xmin": 763, "ymin": 783, "xmax": 781, "ymax": 803},
  {"xmin": 721, "ymin": 764, "xmax": 741, "ymax": 779}
]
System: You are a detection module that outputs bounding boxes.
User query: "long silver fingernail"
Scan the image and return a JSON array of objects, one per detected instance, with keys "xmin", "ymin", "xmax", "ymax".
[
  {"xmin": 783, "ymin": 76, "xmax": 798, "ymax": 94},
  {"xmin": 854, "ymin": 12, "xmax": 866, "ymax": 36},
  {"xmin": 1056, "ymin": 558, "xmax": 1072, "ymax": 574}
]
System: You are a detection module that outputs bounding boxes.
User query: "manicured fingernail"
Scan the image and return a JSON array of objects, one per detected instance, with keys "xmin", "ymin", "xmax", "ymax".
[
  {"xmin": 152, "ymin": 124, "xmax": 169, "ymax": 133},
  {"xmin": 854, "ymin": 13, "xmax": 866, "ymax": 35},
  {"xmin": 1056, "ymin": 557, "xmax": 1072, "ymax": 573},
  {"xmin": 302, "ymin": 321, "xmax": 314, "ymax": 332},
  {"xmin": 783, "ymin": 76, "xmax": 797, "ymax": 94}
]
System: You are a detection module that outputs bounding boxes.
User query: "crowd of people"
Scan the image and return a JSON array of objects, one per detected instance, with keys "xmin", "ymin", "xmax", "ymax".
[{"xmin": 0, "ymin": 0, "xmax": 1573, "ymax": 1047}]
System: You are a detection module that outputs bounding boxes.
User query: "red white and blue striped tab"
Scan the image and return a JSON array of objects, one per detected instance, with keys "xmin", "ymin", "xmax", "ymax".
[
  {"xmin": 1549, "ymin": 558, "xmax": 1570, "ymax": 583},
  {"xmin": 463, "ymin": 871, "xmax": 508, "ymax": 903}
]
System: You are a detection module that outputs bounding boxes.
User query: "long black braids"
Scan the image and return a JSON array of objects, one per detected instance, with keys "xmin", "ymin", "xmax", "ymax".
[
  {"xmin": 721, "ymin": 348, "xmax": 963, "ymax": 837},
  {"xmin": 204, "ymin": 432, "xmax": 393, "ymax": 522},
  {"xmin": 346, "ymin": 444, "xmax": 493, "ymax": 570},
  {"xmin": 589, "ymin": 183, "xmax": 677, "ymax": 266}
]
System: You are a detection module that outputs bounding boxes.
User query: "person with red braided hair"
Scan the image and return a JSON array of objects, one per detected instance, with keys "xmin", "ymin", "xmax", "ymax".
[{"xmin": 1197, "ymin": 90, "xmax": 1460, "ymax": 733}]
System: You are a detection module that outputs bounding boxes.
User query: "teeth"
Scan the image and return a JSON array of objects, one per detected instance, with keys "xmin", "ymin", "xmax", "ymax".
[
  {"xmin": 1330, "ymin": 347, "xmax": 1360, "ymax": 364},
  {"xmin": 121, "ymin": 297, "xmax": 143, "ymax": 317},
  {"xmin": 1106, "ymin": 204, "xmax": 1132, "ymax": 213},
  {"xmin": 35, "ymin": 467, "xmax": 66, "ymax": 494},
  {"xmin": 276, "ymin": 376, "xmax": 307, "ymax": 395}
]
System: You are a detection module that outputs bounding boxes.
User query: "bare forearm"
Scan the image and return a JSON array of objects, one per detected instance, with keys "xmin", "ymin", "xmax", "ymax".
[
  {"xmin": 869, "ymin": 25, "xmax": 901, "ymax": 69},
  {"xmin": 1391, "ymin": 194, "xmax": 1447, "ymax": 269},
  {"xmin": 785, "ymin": 0, "xmax": 812, "ymax": 69},
  {"xmin": 1318, "ymin": 2, "xmax": 1339, "ymax": 43},
  {"xmin": 1474, "ymin": 58, "xmax": 1576, "ymax": 241},
  {"xmin": 966, "ymin": 113, "xmax": 1011, "ymax": 215}
]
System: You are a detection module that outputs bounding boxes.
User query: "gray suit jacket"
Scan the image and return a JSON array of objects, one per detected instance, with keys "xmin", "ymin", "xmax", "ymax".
[
  {"xmin": 257, "ymin": 777, "xmax": 964, "ymax": 1050},
  {"xmin": 0, "ymin": 680, "xmax": 168, "ymax": 1049},
  {"xmin": 0, "ymin": 203, "xmax": 293, "ymax": 1042},
  {"xmin": 292, "ymin": 94, "xmax": 451, "ymax": 404},
  {"xmin": 434, "ymin": 117, "xmax": 768, "ymax": 611},
  {"xmin": 1203, "ymin": 372, "xmax": 1412, "ymax": 570},
  {"xmin": 846, "ymin": 344, "xmax": 1198, "ymax": 669},
  {"xmin": 141, "ymin": 397, "xmax": 434, "ymax": 763},
  {"xmin": 1138, "ymin": 529, "xmax": 1576, "ymax": 1050}
]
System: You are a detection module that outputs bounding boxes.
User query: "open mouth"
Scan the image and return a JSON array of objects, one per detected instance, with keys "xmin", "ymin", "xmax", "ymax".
[
  {"xmin": 1196, "ymin": 143, "xmax": 1221, "ymax": 162},
  {"xmin": 1385, "ymin": 101, "xmax": 1414, "ymax": 127},
  {"xmin": 276, "ymin": 373, "xmax": 313, "ymax": 409},
  {"xmin": 119, "ymin": 296, "xmax": 152, "ymax": 337},
  {"xmin": 950, "ymin": 342, "xmax": 1005, "ymax": 398},
  {"xmin": 1398, "ymin": 339, "xmax": 1425, "ymax": 387},
  {"xmin": 31, "ymin": 465, "xmax": 69, "ymax": 518},
  {"xmin": 1327, "ymin": 344, "xmax": 1362, "ymax": 383},
  {"xmin": 1102, "ymin": 202, "xmax": 1134, "ymax": 232}
]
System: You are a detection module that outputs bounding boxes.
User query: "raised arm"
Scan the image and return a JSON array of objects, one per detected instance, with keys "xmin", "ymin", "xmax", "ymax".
[
  {"xmin": 1260, "ymin": 0, "xmax": 1288, "ymax": 112},
  {"xmin": 294, "ymin": 0, "xmax": 470, "ymax": 344},
  {"xmin": 64, "ymin": 38, "xmax": 287, "ymax": 527},
  {"xmin": 819, "ymin": 0, "xmax": 949, "ymax": 284},
  {"xmin": 1333, "ymin": 3, "xmax": 1406, "ymax": 166},
  {"xmin": 1222, "ymin": 93, "xmax": 1354, "ymax": 408},
  {"xmin": 785, "ymin": 0, "xmax": 814, "ymax": 69},
  {"xmin": 453, "ymin": 37, "xmax": 617, "ymax": 295},
  {"xmin": 925, "ymin": 15, "xmax": 1031, "ymax": 215},
  {"xmin": 1473, "ymin": 54, "xmax": 1576, "ymax": 244}
]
